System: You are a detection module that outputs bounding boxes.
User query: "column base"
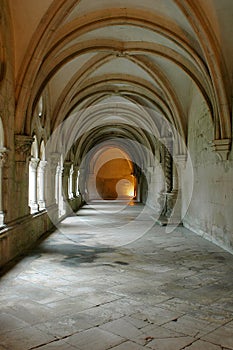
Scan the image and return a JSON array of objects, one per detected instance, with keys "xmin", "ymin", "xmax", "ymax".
[
  {"xmin": 0, "ymin": 211, "xmax": 5, "ymax": 227},
  {"xmin": 38, "ymin": 201, "xmax": 46, "ymax": 210},
  {"xmin": 30, "ymin": 203, "xmax": 39, "ymax": 213},
  {"xmin": 157, "ymin": 215, "xmax": 183, "ymax": 227},
  {"xmin": 156, "ymin": 190, "xmax": 182, "ymax": 227}
]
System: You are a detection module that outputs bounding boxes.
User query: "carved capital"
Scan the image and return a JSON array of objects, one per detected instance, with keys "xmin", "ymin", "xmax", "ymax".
[
  {"xmin": 212, "ymin": 139, "xmax": 231, "ymax": 161},
  {"xmin": 47, "ymin": 152, "xmax": 60, "ymax": 171},
  {"xmin": 15, "ymin": 135, "xmax": 34, "ymax": 162},
  {"xmin": 160, "ymin": 137, "xmax": 173, "ymax": 152},
  {"xmin": 173, "ymin": 154, "xmax": 187, "ymax": 169},
  {"xmin": 38, "ymin": 160, "xmax": 47, "ymax": 170},
  {"xmin": 0, "ymin": 147, "xmax": 8, "ymax": 167},
  {"xmin": 29, "ymin": 157, "xmax": 40, "ymax": 170}
]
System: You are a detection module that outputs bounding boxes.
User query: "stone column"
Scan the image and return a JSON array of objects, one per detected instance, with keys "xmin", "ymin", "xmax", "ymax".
[
  {"xmin": 58, "ymin": 164, "xmax": 64, "ymax": 216},
  {"xmin": 167, "ymin": 155, "xmax": 187, "ymax": 225},
  {"xmin": 68, "ymin": 164, "xmax": 74, "ymax": 199},
  {"xmin": 78, "ymin": 167, "xmax": 86, "ymax": 201},
  {"xmin": 37, "ymin": 160, "xmax": 47, "ymax": 210},
  {"xmin": 0, "ymin": 148, "xmax": 7, "ymax": 226},
  {"xmin": 29, "ymin": 157, "xmax": 39, "ymax": 213},
  {"xmin": 58, "ymin": 161, "xmax": 71, "ymax": 216},
  {"xmin": 14, "ymin": 135, "xmax": 34, "ymax": 218},
  {"xmin": 172, "ymin": 162, "xmax": 179, "ymax": 194},
  {"xmin": 73, "ymin": 166, "xmax": 79, "ymax": 197},
  {"xmin": 45, "ymin": 153, "xmax": 59, "ymax": 207},
  {"xmin": 42, "ymin": 153, "xmax": 59, "ymax": 224},
  {"xmin": 87, "ymin": 173, "xmax": 98, "ymax": 201},
  {"xmin": 55, "ymin": 164, "xmax": 60, "ymax": 204},
  {"xmin": 62, "ymin": 162, "xmax": 71, "ymax": 202}
]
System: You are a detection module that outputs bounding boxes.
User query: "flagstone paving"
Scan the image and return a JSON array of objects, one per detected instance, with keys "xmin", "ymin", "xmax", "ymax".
[{"xmin": 0, "ymin": 201, "xmax": 233, "ymax": 349}]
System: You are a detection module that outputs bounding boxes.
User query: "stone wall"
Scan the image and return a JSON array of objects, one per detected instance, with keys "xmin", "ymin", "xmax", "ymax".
[
  {"xmin": 0, "ymin": 196, "xmax": 83, "ymax": 269},
  {"xmin": 0, "ymin": 211, "xmax": 53, "ymax": 268},
  {"xmin": 182, "ymin": 88, "xmax": 233, "ymax": 253}
]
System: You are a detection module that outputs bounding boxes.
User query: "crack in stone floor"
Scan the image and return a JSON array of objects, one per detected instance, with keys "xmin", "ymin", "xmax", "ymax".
[{"xmin": 0, "ymin": 201, "xmax": 233, "ymax": 350}]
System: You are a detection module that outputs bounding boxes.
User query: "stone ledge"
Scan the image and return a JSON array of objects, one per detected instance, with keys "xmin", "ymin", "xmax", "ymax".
[{"xmin": 0, "ymin": 211, "xmax": 54, "ymax": 269}]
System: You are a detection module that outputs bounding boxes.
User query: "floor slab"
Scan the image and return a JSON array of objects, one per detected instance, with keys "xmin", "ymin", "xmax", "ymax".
[{"xmin": 0, "ymin": 201, "xmax": 233, "ymax": 349}]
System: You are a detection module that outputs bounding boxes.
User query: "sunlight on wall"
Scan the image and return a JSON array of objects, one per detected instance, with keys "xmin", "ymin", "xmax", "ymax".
[{"xmin": 87, "ymin": 147, "xmax": 136, "ymax": 200}]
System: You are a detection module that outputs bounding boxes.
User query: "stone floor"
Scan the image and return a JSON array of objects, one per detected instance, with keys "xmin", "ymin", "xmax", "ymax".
[{"xmin": 0, "ymin": 201, "xmax": 233, "ymax": 350}]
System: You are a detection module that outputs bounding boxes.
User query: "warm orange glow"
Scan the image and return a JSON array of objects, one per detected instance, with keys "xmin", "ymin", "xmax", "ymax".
[
  {"xmin": 127, "ymin": 183, "xmax": 135, "ymax": 198},
  {"xmin": 87, "ymin": 147, "xmax": 137, "ymax": 200},
  {"xmin": 116, "ymin": 178, "xmax": 134, "ymax": 199},
  {"xmin": 129, "ymin": 199, "xmax": 135, "ymax": 206}
]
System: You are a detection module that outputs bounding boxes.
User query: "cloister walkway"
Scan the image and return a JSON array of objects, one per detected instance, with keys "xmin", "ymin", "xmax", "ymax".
[{"xmin": 0, "ymin": 201, "xmax": 233, "ymax": 350}]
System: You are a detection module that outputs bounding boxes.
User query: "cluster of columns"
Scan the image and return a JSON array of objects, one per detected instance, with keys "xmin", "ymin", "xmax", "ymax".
[
  {"xmin": 12, "ymin": 136, "xmax": 82, "ymax": 223},
  {"xmin": 0, "ymin": 133, "xmax": 185, "ymax": 227},
  {"xmin": 0, "ymin": 147, "xmax": 7, "ymax": 226},
  {"xmin": 46, "ymin": 155, "xmax": 81, "ymax": 218},
  {"xmin": 29, "ymin": 157, "xmax": 47, "ymax": 213}
]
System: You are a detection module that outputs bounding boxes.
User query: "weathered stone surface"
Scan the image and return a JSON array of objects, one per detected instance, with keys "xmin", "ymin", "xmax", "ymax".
[{"xmin": 0, "ymin": 202, "xmax": 233, "ymax": 349}]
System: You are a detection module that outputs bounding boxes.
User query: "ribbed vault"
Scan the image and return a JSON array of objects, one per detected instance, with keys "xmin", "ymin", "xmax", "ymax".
[{"xmin": 8, "ymin": 0, "xmax": 232, "ymax": 163}]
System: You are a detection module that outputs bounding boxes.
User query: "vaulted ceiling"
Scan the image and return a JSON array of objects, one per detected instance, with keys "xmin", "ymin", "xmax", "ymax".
[{"xmin": 7, "ymin": 0, "xmax": 233, "ymax": 163}]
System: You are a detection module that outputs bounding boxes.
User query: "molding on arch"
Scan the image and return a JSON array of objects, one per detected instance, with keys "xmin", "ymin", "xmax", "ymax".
[
  {"xmin": 174, "ymin": 0, "xmax": 232, "ymax": 141},
  {"xmin": 50, "ymin": 8, "xmax": 201, "ymax": 61},
  {"xmin": 52, "ymin": 52, "xmax": 188, "ymax": 140},
  {"xmin": 26, "ymin": 39, "xmax": 210, "ymax": 140},
  {"xmin": 13, "ymin": 0, "xmax": 232, "ymax": 161},
  {"xmin": 15, "ymin": 7, "xmax": 206, "ymax": 134}
]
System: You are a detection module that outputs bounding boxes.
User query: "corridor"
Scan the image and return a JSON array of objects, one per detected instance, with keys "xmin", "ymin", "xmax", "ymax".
[{"xmin": 0, "ymin": 202, "xmax": 233, "ymax": 350}]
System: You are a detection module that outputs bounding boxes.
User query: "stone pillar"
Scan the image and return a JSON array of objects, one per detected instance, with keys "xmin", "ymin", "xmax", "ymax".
[
  {"xmin": 55, "ymin": 164, "xmax": 60, "ymax": 204},
  {"xmin": 58, "ymin": 161, "xmax": 71, "ymax": 216},
  {"xmin": 45, "ymin": 153, "xmax": 59, "ymax": 207},
  {"xmin": 0, "ymin": 148, "xmax": 7, "ymax": 226},
  {"xmin": 73, "ymin": 166, "xmax": 79, "ymax": 197},
  {"xmin": 68, "ymin": 164, "xmax": 74, "ymax": 199},
  {"xmin": 14, "ymin": 135, "xmax": 34, "ymax": 218},
  {"xmin": 168, "ymin": 155, "xmax": 187, "ymax": 225},
  {"xmin": 42, "ymin": 153, "xmax": 59, "ymax": 224},
  {"xmin": 37, "ymin": 160, "xmax": 47, "ymax": 210},
  {"xmin": 166, "ymin": 161, "xmax": 179, "ymax": 224},
  {"xmin": 172, "ymin": 162, "xmax": 179, "ymax": 194},
  {"xmin": 58, "ymin": 164, "xmax": 64, "ymax": 216},
  {"xmin": 79, "ymin": 167, "xmax": 86, "ymax": 201},
  {"xmin": 62, "ymin": 162, "xmax": 71, "ymax": 202},
  {"xmin": 87, "ymin": 173, "xmax": 98, "ymax": 200},
  {"xmin": 29, "ymin": 157, "xmax": 39, "ymax": 213}
]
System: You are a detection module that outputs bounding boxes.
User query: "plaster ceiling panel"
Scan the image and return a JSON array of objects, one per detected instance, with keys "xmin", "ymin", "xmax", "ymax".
[
  {"xmin": 9, "ymin": 0, "xmax": 53, "ymax": 76},
  {"xmin": 198, "ymin": 0, "xmax": 233, "ymax": 78},
  {"xmin": 64, "ymin": 0, "xmax": 196, "ymax": 37},
  {"xmin": 147, "ymin": 55, "xmax": 194, "ymax": 116},
  {"xmin": 88, "ymin": 57, "xmax": 162, "ymax": 91},
  {"xmin": 92, "ymin": 96, "xmax": 148, "ymax": 125},
  {"xmin": 97, "ymin": 96, "xmax": 149, "ymax": 116},
  {"xmin": 66, "ymin": 25, "xmax": 200, "ymax": 58},
  {"xmin": 48, "ymin": 53, "xmax": 96, "ymax": 110},
  {"xmin": 97, "ymin": 95, "xmax": 136, "ymax": 106},
  {"xmin": 72, "ymin": 93, "xmax": 161, "ymax": 117}
]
